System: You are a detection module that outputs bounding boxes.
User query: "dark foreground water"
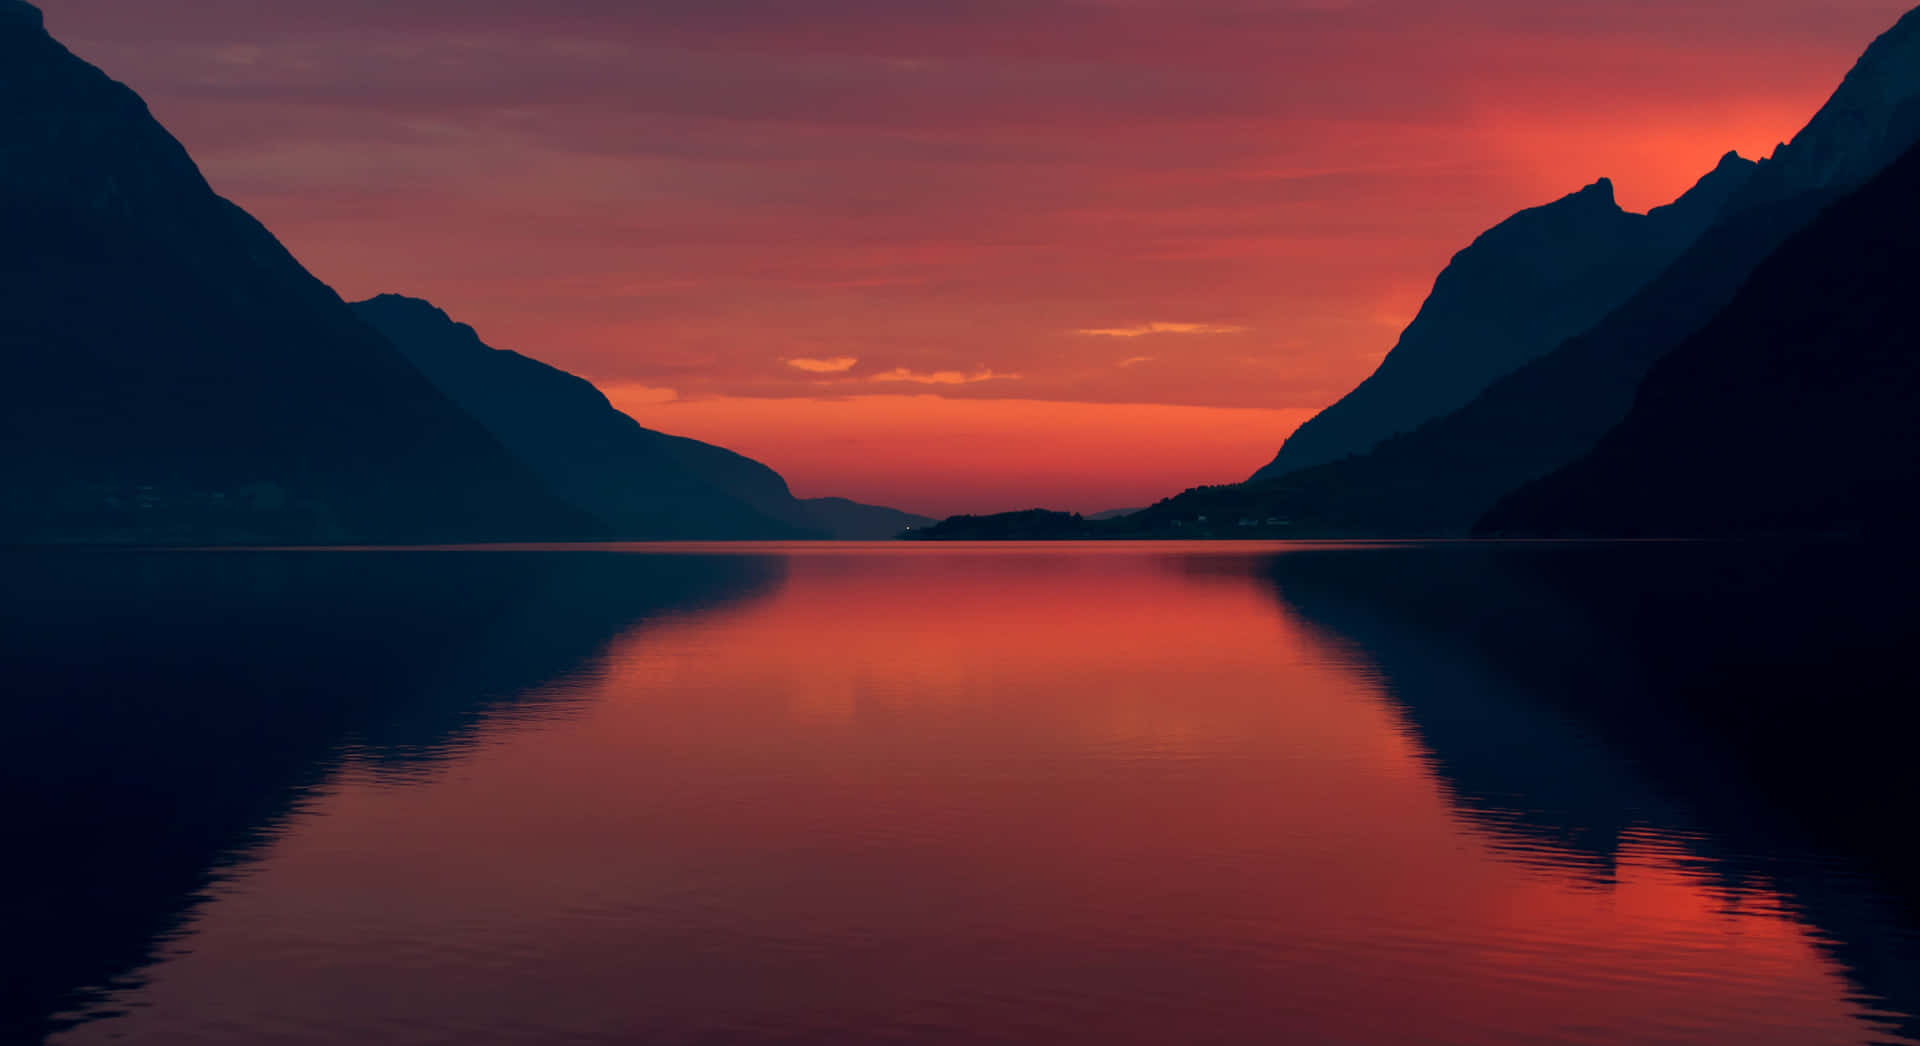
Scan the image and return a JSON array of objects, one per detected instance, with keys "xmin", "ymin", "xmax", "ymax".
[{"xmin": 5, "ymin": 542, "xmax": 1920, "ymax": 1045}]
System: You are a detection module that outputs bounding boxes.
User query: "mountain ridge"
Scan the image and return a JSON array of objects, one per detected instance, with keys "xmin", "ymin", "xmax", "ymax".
[
  {"xmin": 1217, "ymin": 3, "xmax": 1920, "ymax": 533},
  {"xmin": 912, "ymin": 3, "xmax": 1920, "ymax": 541},
  {"xmin": 1251, "ymin": 156, "xmax": 1756, "ymax": 481},
  {"xmin": 1732, "ymin": 4, "xmax": 1920, "ymax": 208},
  {"xmin": 0, "ymin": 13, "xmax": 597, "ymax": 544},
  {"xmin": 353, "ymin": 295, "xmax": 929, "ymax": 541},
  {"xmin": 352, "ymin": 294, "xmax": 820, "ymax": 540},
  {"xmin": 1477, "ymin": 136, "xmax": 1920, "ymax": 538},
  {"xmin": 799, "ymin": 497, "xmax": 938, "ymax": 540}
]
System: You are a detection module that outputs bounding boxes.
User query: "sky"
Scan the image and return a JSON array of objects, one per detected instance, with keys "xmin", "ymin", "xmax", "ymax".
[{"xmin": 38, "ymin": 0, "xmax": 1916, "ymax": 516}]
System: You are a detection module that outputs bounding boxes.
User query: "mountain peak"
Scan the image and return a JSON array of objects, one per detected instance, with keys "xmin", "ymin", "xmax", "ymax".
[
  {"xmin": 1581, "ymin": 177, "xmax": 1616, "ymax": 201},
  {"xmin": 0, "ymin": 0, "xmax": 42, "ymax": 30},
  {"xmin": 1645, "ymin": 149, "xmax": 1757, "ymax": 237},
  {"xmin": 362, "ymin": 293, "xmax": 452, "ymax": 323},
  {"xmin": 1520, "ymin": 177, "xmax": 1621, "ymax": 220}
]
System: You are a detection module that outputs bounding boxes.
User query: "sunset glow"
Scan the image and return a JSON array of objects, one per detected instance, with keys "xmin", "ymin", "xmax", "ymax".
[
  {"xmin": 39, "ymin": 0, "xmax": 1916, "ymax": 512},
  {"xmin": 607, "ymin": 392, "xmax": 1317, "ymax": 517}
]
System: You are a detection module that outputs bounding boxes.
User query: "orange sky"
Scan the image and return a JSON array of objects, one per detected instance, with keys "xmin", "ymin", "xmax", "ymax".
[{"xmin": 39, "ymin": 0, "xmax": 1918, "ymax": 515}]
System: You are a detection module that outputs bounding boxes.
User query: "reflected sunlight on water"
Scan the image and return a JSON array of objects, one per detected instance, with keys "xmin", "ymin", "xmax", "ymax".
[{"xmin": 18, "ymin": 544, "xmax": 1919, "ymax": 1045}]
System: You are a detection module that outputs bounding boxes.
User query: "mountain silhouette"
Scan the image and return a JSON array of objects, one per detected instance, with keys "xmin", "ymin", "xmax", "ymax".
[
  {"xmin": 799, "ymin": 497, "xmax": 937, "ymax": 539},
  {"xmin": 1, "ymin": 0, "xmax": 39, "ymax": 29},
  {"xmin": 1182, "ymin": 4, "xmax": 1920, "ymax": 536},
  {"xmin": 1129, "ymin": 190, "xmax": 1837, "ymax": 536},
  {"xmin": 904, "ymin": 509, "xmax": 1097, "ymax": 541},
  {"xmin": 1730, "ymin": 6, "xmax": 1920, "ymax": 210},
  {"xmin": 1478, "ymin": 135, "xmax": 1920, "ymax": 538},
  {"xmin": 352, "ymin": 295, "xmax": 834, "ymax": 540},
  {"xmin": 1253, "ymin": 158, "xmax": 1755, "ymax": 480},
  {"xmin": 352, "ymin": 296, "xmax": 930, "ymax": 541},
  {"xmin": 0, "ymin": 4, "xmax": 596, "ymax": 544}
]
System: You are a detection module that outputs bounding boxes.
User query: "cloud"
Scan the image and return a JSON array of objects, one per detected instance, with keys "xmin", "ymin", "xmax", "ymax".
[
  {"xmin": 1077, "ymin": 323, "xmax": 1250, "ymax": 338},
  {"xmin": 785, "ymin": 356, "xmax": 860, "ymax": 374},
  {"xmin": 869, "ymin": 368, "xmax": 1019, "ymax": 386},
  {"xmin": 598, "ymin": 382, "xmax": 680, "ymax": 405},
  {"xmin": 1117, "ymin": 355, "xmax": 1156, "ymax": 368}
]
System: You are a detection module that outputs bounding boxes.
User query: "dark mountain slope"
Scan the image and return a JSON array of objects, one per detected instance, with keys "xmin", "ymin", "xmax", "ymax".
[
  {"xmin": 1254, "ymin": 158, "xmax": 1756, "ymax": 480},
  {"xmin": 0, "ymin": 3, "xmax": 592, "ymax": 543},
  {"xmin": 1133, "ymin": 189, "xmax": 1838, "ymax": 536},
  {"xmin": 800, "ymin": 497, "xmax": 936, "ymax": 540},
  {"xmin": 1261, "ymin": 0, "xmax": 1920, "ymax": 493},
  {"xmin": 1183, "ymin": 4, "xmax": 1920, "ymax": 536},
  {"xmin": 351, "ymin": 295, "xmax": 829, "ymax": 540},
  {"xmin": 1731, "ymin": 4, "xmax": 1920, "ymax": 209},
  {"xmin": 1478, "ymin": 139, "xmax": 1920, "ymax": 538}
]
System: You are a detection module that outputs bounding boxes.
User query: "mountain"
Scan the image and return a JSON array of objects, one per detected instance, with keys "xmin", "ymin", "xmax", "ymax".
[
  {"xmin": 1730, "ymin": 6, "xmax": 1920, "ymax": 209},
  {"xmin": 1132, "ymin": 189, "xmax": 1837, "ymax": 536},
  {"xmin": 1253, "ymin": 158, "xmax": 1756, "ymax": 480},
  {"xmin": 351, "ymin": 295, "xmax": 834, "ymax": 540},
  {"xmin": 1188, "ymin": 4, "xmax": 1920, "ymax": 535},
  {"xmin": 903, "ymin": 510, "xmax": 1098, "ymax": 541},
  {"xmin": 0, "ymin": 3, "xmax": 594, "ymax": 544},
  {"xmin": 1476, "ymin": 137, "xmax": 1920, "ymax": 538},
  {"xmin": 800, "ymin": 497, "xmax": 936, "ymax": 539}
]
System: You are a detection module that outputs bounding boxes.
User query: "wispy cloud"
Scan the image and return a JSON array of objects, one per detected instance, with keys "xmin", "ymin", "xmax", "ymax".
[
  {"xmin": 1077, "ymin": 323, "xmax": 1250, "ymax": 338},
  {"xmin": 869, "ymin": 368, "xmax": 1020, "ymax": 386},
  {"xmin": 785, "ymin": 356, "xmax": 861, "ymax": 374},
  {"xmin": 599, "ymin": 382, "xmax": 680, "ymax": 406},
  {"xmin": 1116, "ymin": 355, "xmax": 1156, "ymax": 368}
]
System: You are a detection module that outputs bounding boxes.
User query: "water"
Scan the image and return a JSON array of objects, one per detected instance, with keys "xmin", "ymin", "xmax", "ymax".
[{"xmin": 5, "ymin": 542, "xmax": 1918, "ymax": 1045}]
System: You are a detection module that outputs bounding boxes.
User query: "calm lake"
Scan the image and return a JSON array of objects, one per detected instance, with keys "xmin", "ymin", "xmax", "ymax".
[{"xmin": 6, "ymin": 542, "xmax": 1919, "ymax": 1045}]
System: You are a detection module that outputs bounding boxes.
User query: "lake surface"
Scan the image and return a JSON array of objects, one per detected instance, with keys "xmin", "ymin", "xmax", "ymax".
[{"xmin": 5, "ymin": 542, "xmax": 1919, "ymax": 1045}]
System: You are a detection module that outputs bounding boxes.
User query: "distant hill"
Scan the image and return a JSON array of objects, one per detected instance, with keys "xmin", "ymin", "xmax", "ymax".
[
  {"xmin": 1253, "ymin": 159, "xmax": 1755, "ymax": 480},
  {"xmin": 353, "ymin": 296, "xmax": 936, "ymax": 541},
  {"xmin": 0, "ymin": 3, "xmax": 594, "ymax": 544},
  {"xmin": 903, "ymin": 510, "xmax": 1100, "ymax": 541},
  {"xmin": 352, "ymin": 295, "xmax": 831, "ymax": 540},
  {"xmin": 800, "ymin": 497, "xmax": 936, "ymax": 540},
  {"xmin": 1477, "ymin": 137, "xmax": 1920, "ymax": 538}
]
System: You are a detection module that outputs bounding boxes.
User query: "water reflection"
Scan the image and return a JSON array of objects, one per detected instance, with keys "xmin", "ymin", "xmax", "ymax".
[
  {"xmin": 1264, "ymin": 541, "xmax": 1920, "ymax": 1043},
  {"xmin": 0, "ymin": 549, "xmax": 784, "ymax": 1042},
  {"xmin": 5, "ymin": 543, "xmax": 1917, "ymax": 1045}
]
